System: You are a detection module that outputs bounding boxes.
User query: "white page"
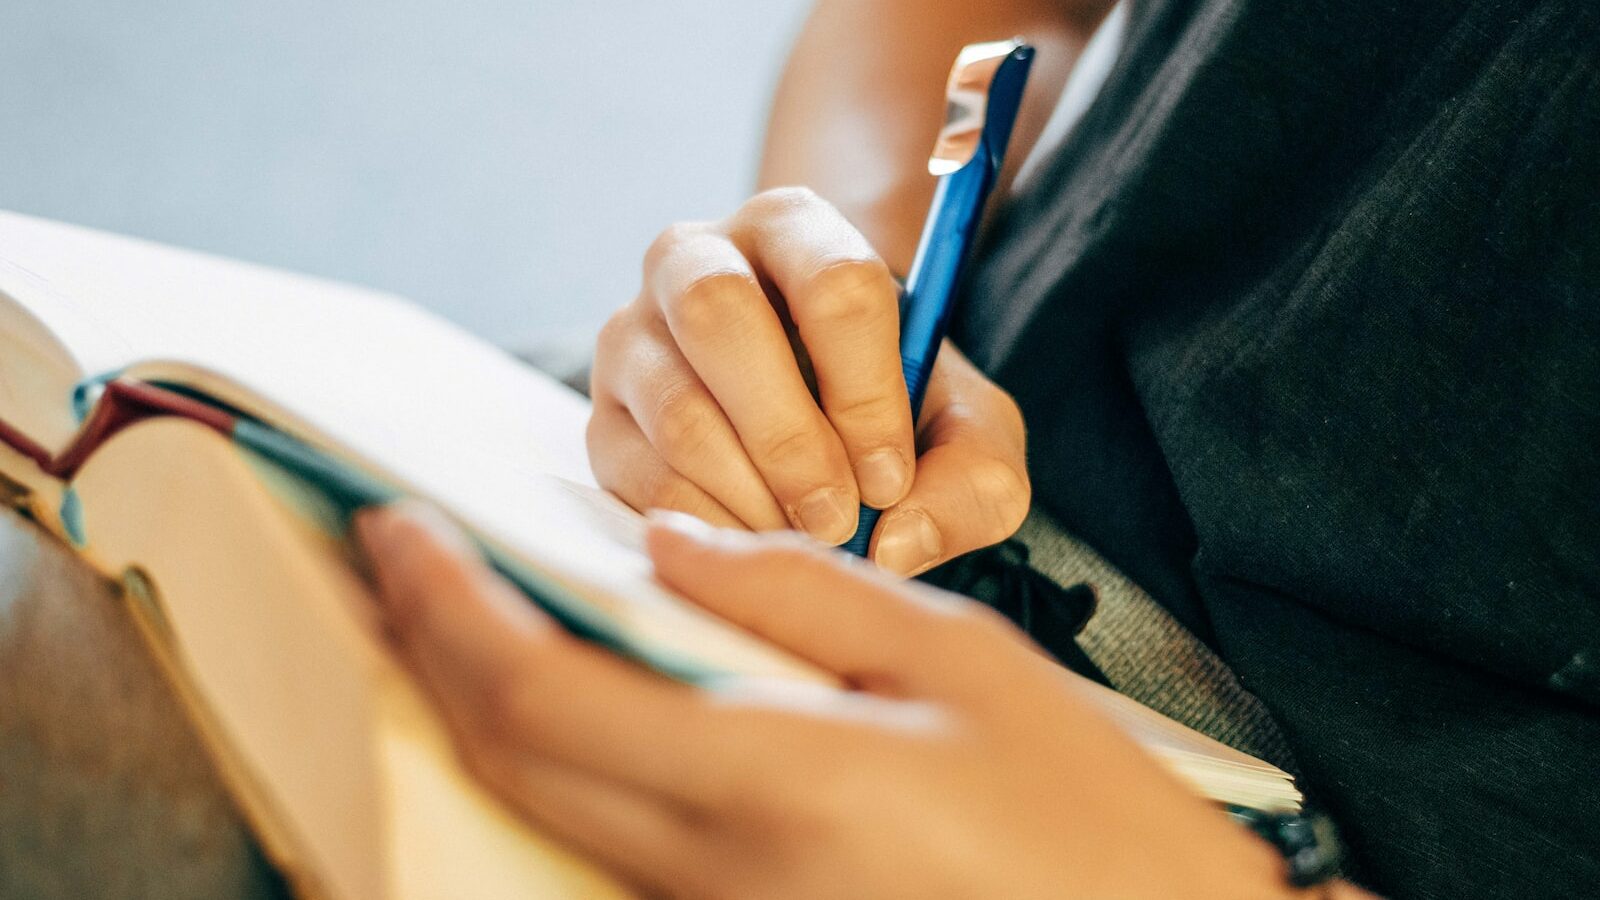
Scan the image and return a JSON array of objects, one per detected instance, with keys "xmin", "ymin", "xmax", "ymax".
[
  {"xmin": 0, "ymin": 210, "xmax": 822, "ymax": 680},
  {"xmin": 0, "ymin": 210, "xmax": 593, "ymax": 481}
]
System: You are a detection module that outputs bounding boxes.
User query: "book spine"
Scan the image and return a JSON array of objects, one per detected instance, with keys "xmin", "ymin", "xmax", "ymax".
[
  {"xmin": 0, "ymin": 379, "xmax": 239, "ymax": 483},
  {"xmin": 0, "ymin": 415, "xmax": 54, "ymax": 470}
]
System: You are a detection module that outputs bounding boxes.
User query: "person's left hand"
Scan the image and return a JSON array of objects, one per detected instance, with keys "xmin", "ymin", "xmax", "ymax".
[{"xmin": 354, "ymin": 502, "xmax": 1295, "ymax": 900}]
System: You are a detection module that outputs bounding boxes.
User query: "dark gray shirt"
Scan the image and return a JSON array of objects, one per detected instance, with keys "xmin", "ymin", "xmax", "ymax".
[{"xmin": 955, "ymin": 1, "xmax": 1600, "ymax": 896}]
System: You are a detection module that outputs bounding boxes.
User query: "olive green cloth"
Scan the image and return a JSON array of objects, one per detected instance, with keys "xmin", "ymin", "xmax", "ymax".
[{"xmin": 1016, "ymin": 507, "xmax": 1296, "ymax": 773}]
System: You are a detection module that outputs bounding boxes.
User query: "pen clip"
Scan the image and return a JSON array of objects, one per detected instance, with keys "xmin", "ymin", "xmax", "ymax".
[{"xmin": 928, "ymin": 38, "xmax": 1035, "ymax": 177}]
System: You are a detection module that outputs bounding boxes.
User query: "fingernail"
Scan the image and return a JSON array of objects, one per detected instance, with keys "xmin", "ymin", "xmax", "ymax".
[
  {"xmin": 792, "ymin": 487, "xmax": 858, "ymax": 545},
  {"xmin": 351, "ymin": 505, "xmax": 390, "ymax": 552},
  {"xmin": 855, "ymin": 448, "xmax": 910, "ymax": 509},
  {"xmin": 353, "ymin": 501, "xmax": 464, "ymax": 565},
  {"xmin": 351, "ymin": 505, "xmax": 421, "ymax": 620},
  {"xmin": 352, "ymin": 504, "xmax": 412, "ymax": 558},
  {"xmin": 874, "ymin": 509, "xmax": 942, "ymax": 576}
]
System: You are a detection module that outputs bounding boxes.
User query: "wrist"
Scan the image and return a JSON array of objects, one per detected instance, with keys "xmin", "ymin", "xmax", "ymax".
[
  {"xmin": 1152, "ymin": 806, "xmax": 1335, "ymax": 900},
  {"xmin": 1228, "ymin": 806, "xmax": 1345, "ymax": 892},
  {"xmin": 1206, "ymin": 821, "xmax": 1315, "ymax": 900},
  {"xmin": 1213, "ymin": 807, "xmax": 1375, "ymax": 900}
]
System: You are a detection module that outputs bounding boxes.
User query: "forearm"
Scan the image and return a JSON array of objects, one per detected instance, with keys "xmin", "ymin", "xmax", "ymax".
[{"xmin": 758, "ymin": 0, "xmax": 1113, "ymax": 274}]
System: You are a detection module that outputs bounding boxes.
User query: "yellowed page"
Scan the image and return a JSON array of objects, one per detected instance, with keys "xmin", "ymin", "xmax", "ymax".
[{"xmin": 74, "ymin": 417, "xmax": 633, "ymax": 900}]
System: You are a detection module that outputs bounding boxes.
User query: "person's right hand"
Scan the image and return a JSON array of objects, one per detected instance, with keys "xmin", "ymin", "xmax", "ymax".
[{"xmin": 588, "ymin": 187, "xmax": 1031, "ymax": 577}]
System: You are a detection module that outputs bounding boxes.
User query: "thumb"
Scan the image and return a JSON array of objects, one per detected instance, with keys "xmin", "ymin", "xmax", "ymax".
[
  {"xmin": 645, "ymin": 511, "xmax": 1008, "ymax": 696},
  {"xmin": 871, "ymin": 351, "xmax": 1030, "ymax": 576}
]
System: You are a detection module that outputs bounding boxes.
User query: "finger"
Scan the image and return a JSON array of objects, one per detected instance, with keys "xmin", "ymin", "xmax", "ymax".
[
  {"xmin": 591, "ymin": 305, "xmax": 788, "ymax": 531},
  {"xmin": 871, "ymin": 350, "xmax": 1031, "ymax": 577},
  {"xmin": 646, "ymin": 512, "xmax": 1007, "ymax": 697},
  {"xmin": 354, "ymin": 502, "xmax": 760, "ymax": 803},
  {"xmin": 646, "ymin": 222, "xmax": 859, "ymax": 544},
  {"xmin": 585, "ymin": 400, "xmax": 746, "ymax": 529},
  {"xmin": 727, "ymin": 188, "xmax": 915, "ymax": 509},
  {"xmin": 465, "ymin": 750, "xmax": 716, "ymax": 897}
]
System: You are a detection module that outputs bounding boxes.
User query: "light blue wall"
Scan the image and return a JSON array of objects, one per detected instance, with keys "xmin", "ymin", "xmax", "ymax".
[{"xmin": 0, "ymin": 1, "xmax": 811, "ymax": 347}]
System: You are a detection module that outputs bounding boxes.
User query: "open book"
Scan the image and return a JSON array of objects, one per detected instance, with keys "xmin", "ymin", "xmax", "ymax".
[{"xmin": 0, "ymin": 210, "xmax": 1300, "ymax": 899}]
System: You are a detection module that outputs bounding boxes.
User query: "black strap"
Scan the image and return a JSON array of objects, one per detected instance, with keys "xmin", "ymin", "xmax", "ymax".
[
  {"xmin": 1227, "ymin": 805, "xmax": 1345, "ymax": 888},
  {"xmin": 920, "ymin": 540, "xmax": 1110, "ymax": 686}
]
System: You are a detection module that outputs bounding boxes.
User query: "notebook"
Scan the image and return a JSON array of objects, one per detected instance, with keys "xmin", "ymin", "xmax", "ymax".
[{"xmin": 0, "ymin": 210, "xmax": 1301, "ymax": 900}]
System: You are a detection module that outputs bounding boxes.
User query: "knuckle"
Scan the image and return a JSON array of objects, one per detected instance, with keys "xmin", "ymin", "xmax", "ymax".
[
  {"xmin": 642, "ymin": 469, "xmax": 716, "ymax": 519},
  {"xmin": 668, "ymin": 270, "xmax": 760, "ymax": 337},
  {"xmin": 751, "ymin": 421, "xmax": 823, "ymax": 471},
  {"xmin": 740, "ymin": 185, "xmax": 822, "ymax": 221},
  {"xmin": 800, "ymin": 258, "xmax": 895, "ymax": 326},
  {"xmin": 475, "ymin": 668, "xmax": 544, "ymax": 746},
  {"xmin": 766, "ymin": 765, "xmax": 868, "ymax": 850},
  {"xmin": 453, "ymin": 740, "xmax": 522, "ymax": 805},
  {"xmin": 591, "ymin": 303, "xmax": 663, "ymax": 399},
  {"xmin": 455, "ymin": 739, "xmax": 503, "ymax": 782},
  {"xmin": 590, "ymin": 306, "xmax": 633, "ymax": 376},
  {"xmin": 988, "ymin": 382, "xmax": 1028, "ymax": 436},
  {"xmin": 648, "ymin": 386, "xmax": 719, "ymax": 461},
  {"xmin": 692, "ymin": 709, "xmax": 795, "ymax": 808},
  {"xmin": 644, "ymin": 473, "xmax": 693, "ymax": 511},
  {"xmin": 825, "ymin": 391, "xmax": 907, "ymax": 435},
  {"xmin": 966, "ymin": 455, "xmax": 1032, "ymax": 541},
  {"xmin": 643, "ymin": 220, "xmax": 707, "ymax": 272},
  {"xmin": 709, "ymin": 720, "xmax": 817, "ymax": 802}
]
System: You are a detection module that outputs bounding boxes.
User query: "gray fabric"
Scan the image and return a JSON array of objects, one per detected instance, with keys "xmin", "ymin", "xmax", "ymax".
[
  {"xmin": 0, "ymin": 504, "xmax": 286, "ymax": 900},
  {"xmin": 1017, "ymin": 507, "xmax": 1297, "ymax": 773}
]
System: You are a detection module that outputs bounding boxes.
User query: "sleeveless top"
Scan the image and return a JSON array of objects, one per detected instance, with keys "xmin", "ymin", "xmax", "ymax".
[{"xmin": 953, "ymin": 1, "xmax": 1600, "ymax": 896}]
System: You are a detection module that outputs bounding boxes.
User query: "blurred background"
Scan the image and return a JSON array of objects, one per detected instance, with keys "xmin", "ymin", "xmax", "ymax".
[{"xmin": 0, "ymin": 0, "xmax": 811, "ymax": 349}]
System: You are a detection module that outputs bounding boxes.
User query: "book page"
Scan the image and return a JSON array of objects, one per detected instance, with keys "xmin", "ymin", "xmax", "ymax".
[
  {"xmin": 0, "ymin": 210, "xmax": 824, "ymax": 680},
  {"xmin": 0, "ymin": 210, "xmax": 593, "ymax": 484},
  {"xmin": 73, "ymin": 417, "xmax": 634, "ymax": 900},
  {"xmin": 0, "ymin": 251, "xmax": 134, "ymax": 450},
  {"xmin": 0, "ymin": 210, "xmax": 1297, "ymax": 810}
]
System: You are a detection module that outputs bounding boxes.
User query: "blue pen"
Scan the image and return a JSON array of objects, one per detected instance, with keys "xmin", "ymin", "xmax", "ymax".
[{"xmin": 844, "ymin": 39, "xmax": 1034, "ymax": 557}]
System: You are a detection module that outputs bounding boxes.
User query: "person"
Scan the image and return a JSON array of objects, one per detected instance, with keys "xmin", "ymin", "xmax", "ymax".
[{"xmin": 355, "ymin": 0, "xmax": 1600, "ymax": 897}]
